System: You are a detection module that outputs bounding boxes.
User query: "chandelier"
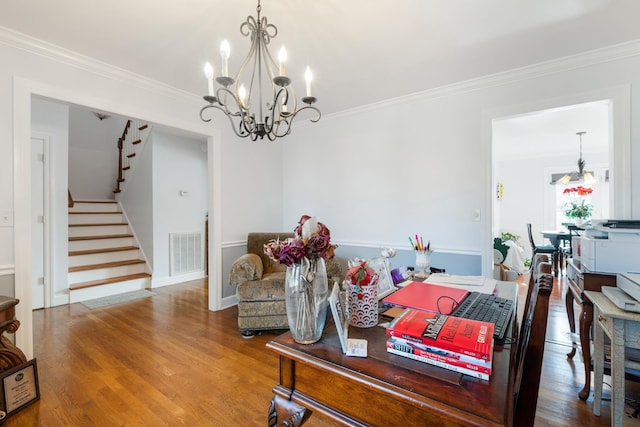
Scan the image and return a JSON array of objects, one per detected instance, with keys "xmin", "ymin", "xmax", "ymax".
[
  {"xmin": 199, "ymin": 0, "xmax": 321, "ymax": 141},
  {"xmin": 557, "ymin": 131, "xmax": 595, "ymax": 185}
]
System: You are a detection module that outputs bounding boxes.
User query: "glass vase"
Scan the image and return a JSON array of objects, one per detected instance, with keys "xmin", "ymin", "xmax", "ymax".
[
  {"xmin": 347, "ymin": 277, "xmax": 379, "ymax": 328},
  {"xmin": 284, "ymin": 258, "xmax": 328, "ymax": 344}
]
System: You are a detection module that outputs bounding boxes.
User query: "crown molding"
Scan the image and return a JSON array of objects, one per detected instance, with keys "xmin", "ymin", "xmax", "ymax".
[
  {"xmin": 326, "ymin": 39, "xmax": 640, "ymax": 120},
  {"xmin": 3, "ymin": 25, "xmax": 640, "ymax": 123},
  {"xmin": 0, "ymin": 25, "xmax": 199, "ymax": 103}
]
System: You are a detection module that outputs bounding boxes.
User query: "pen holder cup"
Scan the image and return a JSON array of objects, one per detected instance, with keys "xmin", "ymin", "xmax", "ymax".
[{"xmin": 415, "ymin": 252, "xmax": 430, "ymax": 277}]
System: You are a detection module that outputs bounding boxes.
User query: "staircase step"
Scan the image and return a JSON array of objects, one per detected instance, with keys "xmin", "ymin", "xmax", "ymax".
[
  {"xmin": 69, "ymin": 236, "xmax": 135, "ymax": 252},
  {"xmin": 69, "ymin": 224, "xmax": 130, "ymax": 238},
  {"xmin": 69, "ymin": 259, "xmax": 145, "ymax": 273},
  {"xmin": 69, "ymin": 211, "xmax": 123, "ymax": 215},
  {"xmin": 68, "ymin": 246, "xmax": 141, "ymax": 268},
  {"xmin": 69, "ymin": 234, "xmax": 133, "ymax": 241},
  {"xmin": 69, "ymin": 273, "xmax": 151, "ymax": 291},
  {"xmin": 68, "ymin": 259, "xmax": 147, "ymax": 284},
  {"xmin": 74, "ymin": 200, "xmax": 118, "ymax": 204},
  {"xmin": 69, "ymin": 212, "xmax": 125, "ymax": 225},
  {"xmin": 69, "ymin": 246, "xmax": 139, "ymax": 257},
  {"xmin": 69, "ymin": 201, "xmax": 119, "ymax": 213},
  {"xmin": 69, "ymin": 223, "xmax": 128, "ymax": 227}
]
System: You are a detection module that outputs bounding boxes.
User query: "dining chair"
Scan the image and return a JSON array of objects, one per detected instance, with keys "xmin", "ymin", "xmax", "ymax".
[
  {"xmin": 513, "ymin": 271, "xmax": 554, "ymax": 426},
  {"xmin": 526, "ymin": 223, "xmax": 558, "ymax": 274}
]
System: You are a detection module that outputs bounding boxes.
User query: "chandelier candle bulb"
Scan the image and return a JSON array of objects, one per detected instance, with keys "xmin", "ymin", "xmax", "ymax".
[
  {"xmin": 305, "ymin": 67, "xmax": 313, "ymax": 97},
  {"xmin": 204, "ymin": 62, "xmax": 214, "ymax": 97},
  {"xmin": 220, "ymin": 40, "xmax": 230, "ymax": 77},
  {"xmin": 238, "ymin": 84, "xmax": 247, "ymax": 108},
  {"xmin": 278, "ymin": 46, "xmax": 287, "ymax": 76}
]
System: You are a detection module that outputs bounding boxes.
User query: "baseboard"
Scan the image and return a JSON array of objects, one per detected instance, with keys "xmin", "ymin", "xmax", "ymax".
[
  {"xmin": 151, "ymin": 271, "xmax": 205, "ymax": 288},
  {"xmin": 221, "ymin": 294, "xmax": 237, "ymax": 309}
]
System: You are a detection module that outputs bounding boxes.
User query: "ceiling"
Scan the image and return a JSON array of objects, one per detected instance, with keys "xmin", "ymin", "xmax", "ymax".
[
  {"xmin": 2, "ymin": 0, "xmax": 640, "ymax": 117},
  {"xmin": 493, "ymin": 100, "xmax": 610, "ymax": 161}
]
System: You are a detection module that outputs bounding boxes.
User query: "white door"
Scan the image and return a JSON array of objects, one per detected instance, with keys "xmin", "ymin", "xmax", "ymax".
[{"xmin": 31, "ymin": 136, "xmax": 46, "ymax": 309}]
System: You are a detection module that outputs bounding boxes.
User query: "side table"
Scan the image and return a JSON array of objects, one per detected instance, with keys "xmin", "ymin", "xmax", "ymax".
[
  {"xmin": 565, "ymin": 259, "xmax": 616, "ymax": 400},
  {"xmin": 586, "ymin": 290, "xmax": 640, "ymax": 427},
  {"xmin": 0, "ymin": 296, "xmax": 27, "ymax": 372}
]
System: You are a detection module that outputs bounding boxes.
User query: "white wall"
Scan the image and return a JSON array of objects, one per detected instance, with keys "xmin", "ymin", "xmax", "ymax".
[
  {"xmin": 68, "ymin": 107, "xmax": 127, "ymax": 200},
  {"xmin": 151, "ymin": 131, "xmax": 208, "ymax": 284},
  {"xmin": 283, "ymin": 49, "xmax": 640, "ymax": 275},
  {"xmin": 120, "ymin": 133, "xmax": 155, "ymax": 267}
]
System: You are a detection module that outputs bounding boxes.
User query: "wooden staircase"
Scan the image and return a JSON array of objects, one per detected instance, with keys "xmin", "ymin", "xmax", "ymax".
[{"xmin": 68, "ymin": 200, "xmax": 151, "ymax": 303}]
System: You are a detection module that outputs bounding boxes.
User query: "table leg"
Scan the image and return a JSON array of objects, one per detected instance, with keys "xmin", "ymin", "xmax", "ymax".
[
  {"xmin": 611, "ymin": 318, "xmax": 625, "ymax": 427},
  {"xmin": 268, "ymin": 395, "xmax": 311, "ymax": 427},
  {"xmin": 592, "ymin": 306, "xmax": 604, "ymax": 416},
  {"xmin": 578, "ymin": 298, "xmax": 594, "ymax": 401},
  {"xmin": 565, "ymin": 289, "xmax": 577, "ymax": 359}
]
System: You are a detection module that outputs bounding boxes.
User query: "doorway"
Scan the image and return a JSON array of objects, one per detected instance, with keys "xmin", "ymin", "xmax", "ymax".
[
  {"xmin": 492, "ymin": 100, "xmax": 611, "ymax": 261},
  {"xmin": 13, "ymin": 77, "xmax": 222, "ymax": 360},
  {"xmin": 481, "ymin": 86, "xmax": 632, "ymax": 277}
]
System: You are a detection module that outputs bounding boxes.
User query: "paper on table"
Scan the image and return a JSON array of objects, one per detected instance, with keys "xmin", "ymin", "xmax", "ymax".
[{"xmin": 424, "ymin": 274, "xmax": 497, "ymax": 294}]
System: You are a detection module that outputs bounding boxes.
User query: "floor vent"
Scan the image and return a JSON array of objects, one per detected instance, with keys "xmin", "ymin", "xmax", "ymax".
[{"xmin": 170, "ymin": 232, "xmax": 203, "ymax": 276}]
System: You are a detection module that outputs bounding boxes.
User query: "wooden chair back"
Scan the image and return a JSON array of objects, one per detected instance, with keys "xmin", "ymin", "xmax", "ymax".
[
  {"xmin": 513, "ymin": 271, "xmax": 554, "ymax": 427},
  {"xmin": 526, "ymin": 223, "xmax": 536, "ymax": 254},
  {"xmin": 523, "ymin": 255, "xmax": 551, "ymax": 318}
]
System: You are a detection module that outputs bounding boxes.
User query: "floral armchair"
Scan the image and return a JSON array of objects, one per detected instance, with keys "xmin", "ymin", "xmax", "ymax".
[{"xmin": 229, "ymin": 232, "xmax": 341, "ymax": 337}]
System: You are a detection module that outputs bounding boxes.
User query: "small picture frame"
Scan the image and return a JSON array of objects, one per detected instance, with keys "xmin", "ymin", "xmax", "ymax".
[
  {"xmin": 329, "ymin": 282, "xmax": 349, "ymax": 354},
  {"xmin": 0, "ymin": 359, "xmax": 40, "ymax": 420},
  {"xmin": 369, "ymin": 257, "xmax": 396, "ymax": 300},
  {"xmin": 328, "ymin": 283, "xmax": 368, "ymax": 357}
]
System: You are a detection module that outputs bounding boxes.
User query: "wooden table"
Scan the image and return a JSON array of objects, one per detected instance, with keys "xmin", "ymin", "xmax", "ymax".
[
  {"xmin": 565, "ymin": 259, "xmax": 616, "ymax": 400},
  {"xmin": 587, "ymin": 290, "xmax": 640, "ymax": 427},
  {"xmin": 267, "ymin": 283, "xmax": 518, "ymax": 426}
]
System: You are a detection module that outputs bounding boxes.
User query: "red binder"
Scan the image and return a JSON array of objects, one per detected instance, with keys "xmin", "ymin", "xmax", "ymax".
[{"xmin": 382, "ymin": 281, "xmax": 469, "ymax": 315}]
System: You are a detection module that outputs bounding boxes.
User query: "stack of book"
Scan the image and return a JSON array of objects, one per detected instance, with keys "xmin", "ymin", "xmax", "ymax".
[{"xmin": 385, "ymin": 308, "xmax": 494, "ymax": 380}]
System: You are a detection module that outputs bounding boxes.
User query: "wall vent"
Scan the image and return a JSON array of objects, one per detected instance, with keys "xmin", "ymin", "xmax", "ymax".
[{"xmin": 170, "ymin": 232, "xmax": 203, "ymax": 276}]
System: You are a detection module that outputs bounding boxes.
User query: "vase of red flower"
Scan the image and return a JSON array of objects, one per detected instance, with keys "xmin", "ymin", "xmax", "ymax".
[
  {"xmin": 264, "ymin": 215, "xmax": 337, "ymax": 344},
  {"xmin": 344, "ymin": 261, "xmax": 379, "ymax": 328},
  {"xmin": 563, "ymin": 186, "xmax": 593, "ymax": 225}
]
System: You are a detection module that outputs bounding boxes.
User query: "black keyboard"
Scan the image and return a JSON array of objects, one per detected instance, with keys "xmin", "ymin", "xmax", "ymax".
[{"xmin": 450, "ymin": 292, "xmax": 514, "ymax": 341}]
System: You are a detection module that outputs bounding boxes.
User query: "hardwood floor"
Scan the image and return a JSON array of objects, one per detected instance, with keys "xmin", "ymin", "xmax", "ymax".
[{"xmin": 3, "ymin": 275, "xmax": 640, "ymax": 426}]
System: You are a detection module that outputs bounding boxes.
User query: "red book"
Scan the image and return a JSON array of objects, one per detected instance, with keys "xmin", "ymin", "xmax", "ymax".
[
  {"xmin": 386, "ymin": 308, "xmax": 494, "ymax": 361},
  {"xmin": 386, "ymin": 336, "xmax": 492, "ymax": 376},
  {"xmin": 386, "ymin": 341, "xmax": 490, "ymax": 381},
  {"xmin": 382, "ymin": 281, "xmax": 469, "ymax": 315}
]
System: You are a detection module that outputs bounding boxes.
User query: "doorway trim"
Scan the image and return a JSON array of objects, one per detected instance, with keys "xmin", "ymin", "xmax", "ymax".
[
  {"xmin": 13, "ymin": 76, "xmax": 223, "ymax": 359},
  {"xmin": 31, "ymin": 131, "xmax": 53, "ymax": 309},
  {"xmin": 481, "ymin": 85, "xmax": 631, "ymax": 276}
]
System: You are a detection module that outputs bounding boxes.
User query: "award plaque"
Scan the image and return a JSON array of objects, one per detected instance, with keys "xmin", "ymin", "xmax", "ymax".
[{"xmin": 0, "ymin": 359, "xmax": 40, "ymax": 419}]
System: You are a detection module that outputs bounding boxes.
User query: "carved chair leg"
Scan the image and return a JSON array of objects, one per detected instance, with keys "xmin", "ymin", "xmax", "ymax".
[{"xmin": 268, "ymin": 395, "xmax": 311, "ymax": 427}]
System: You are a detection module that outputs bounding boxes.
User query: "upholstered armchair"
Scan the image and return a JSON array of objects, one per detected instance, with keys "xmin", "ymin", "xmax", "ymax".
[{"xmin": 230, "ymin": 232, "xmax": 341, "ymax": 337}]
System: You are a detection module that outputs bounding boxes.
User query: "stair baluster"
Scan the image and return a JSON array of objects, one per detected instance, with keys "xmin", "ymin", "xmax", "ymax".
[{"xmin": 114, "ymin": 120, "xmax": 148, "ymax": 194}]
